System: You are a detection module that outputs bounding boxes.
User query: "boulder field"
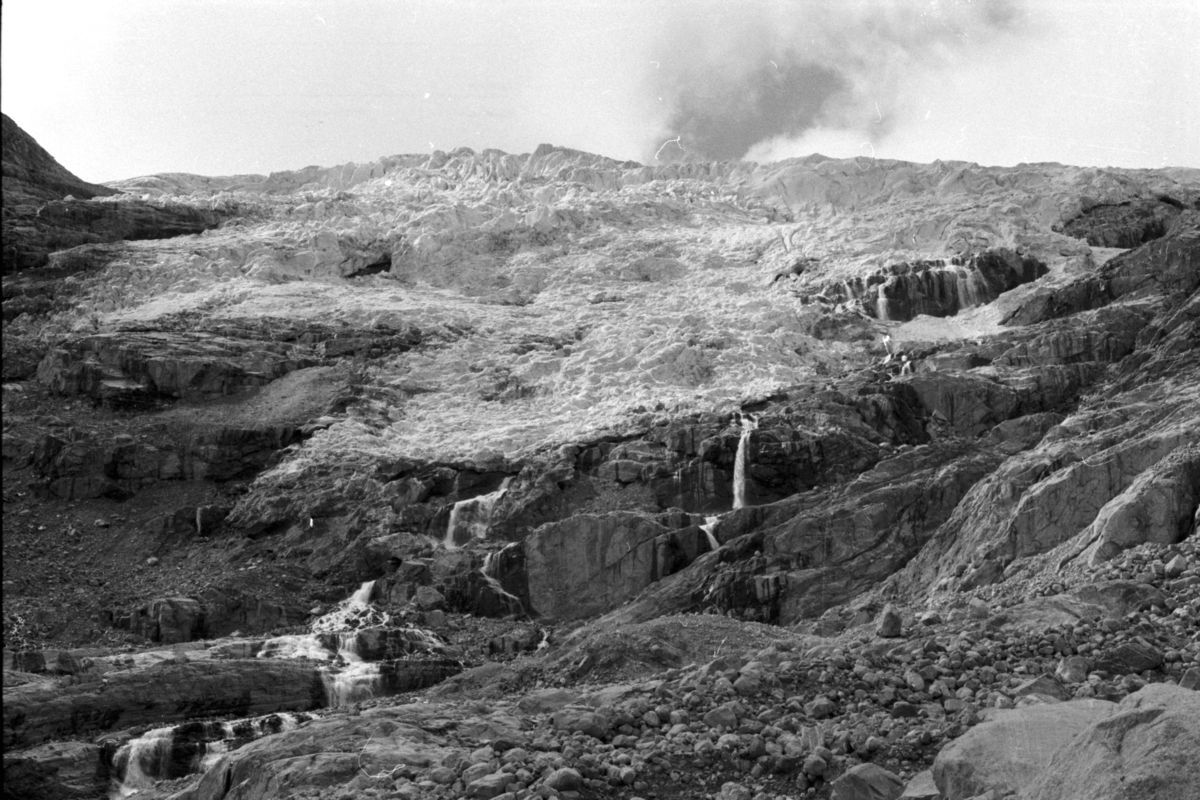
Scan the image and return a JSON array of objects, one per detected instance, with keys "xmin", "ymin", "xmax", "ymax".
[{"xmin": 3, "ymin": 116, "xmax": 1199, "ymax": 799}]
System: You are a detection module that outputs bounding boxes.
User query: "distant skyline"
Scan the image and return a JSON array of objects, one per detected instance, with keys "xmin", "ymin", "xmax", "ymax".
[{"xmin": 2, "ymin": 0, "xmax": 1197, "ymax": 183}]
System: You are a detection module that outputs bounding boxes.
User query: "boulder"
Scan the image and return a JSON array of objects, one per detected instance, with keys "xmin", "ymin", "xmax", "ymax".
[
  {"xmin": 1055, "ymin": 656, "xmax": 1091, "ymax": 684},
  {"xmin": 1093, "ymin": 642, "xmax": 1164, "ymax": 676},
  {"xmin": 515, "ymin": 688, "xmax": 576, "ymax": 715},
  {"xmin": 465, "ymin": 771, "xmax": 510, "ymax": 798},
  {"xmin": 551, "ymin": 707, "xmax": 610, "ymax": 739},
  {"xmin": 1013, "ymin": 674, "xmax": 1070, "ymax": 702},
  {"xmin": 544, "ymin": 767, "xmax": 583, "ymax": 791},
  {"xmin": 414, "ymin": 586, "xmax": 446, "ymax": 611},
  {"xmin": 703, "ymin": 704, "xmax": 739, "ymax": 730},
  {"xmin": 1019, "ymin": 684, "xmax": 1200, "ymax": 800},
  {"xmin": 1072, "ymin": 580, "xmax": 1166, "ymax": 618},
  {"xmin": 830, "ymin": 762, "xmax": 905, "ymax": 800},
  {"xmin": 932, "ymin": 698, "xmax": 1115, "ymax": 799},
  {"xmin": 805, "ymin": 695, "xmax": 838, "ymax": 719},
  {"xmin": 877, "ymin": 604, "xmax": 903, "ymax": 638},
  {"xmin": 992, "ymin": 595, "xmax": 1103, "ymax": 632},
  {"xmin": 898, "ymin": 770, "xmax": 941, "ymax": 799}
]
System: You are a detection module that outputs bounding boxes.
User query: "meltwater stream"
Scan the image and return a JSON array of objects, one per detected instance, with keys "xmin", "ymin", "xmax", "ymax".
[
  {"xmin": 732, "ymin": 414, "xmax": 757, "ymax": 510},
  {"xmin": 110, "ymin": 713, "xmax": 305, "ymax": 798},
  {"xmin": 701, "ymin": 515, "xmax": 721, "ymax": 551},
  {"xmin": 258, "ymin": 580, "xmax": 451, "ymax": 709},
  {"xmin": 480, "ymin": 542, "xmax": 525, "ymax": 616},
  {"xmin": 445, "ymin": 478, "xmax": 512, "ymax": 549}
]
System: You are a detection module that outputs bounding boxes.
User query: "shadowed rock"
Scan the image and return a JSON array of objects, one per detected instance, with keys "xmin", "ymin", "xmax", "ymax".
[{"xmin": 3, "ymin": 660, "xmax": 324, "ymax": 748}]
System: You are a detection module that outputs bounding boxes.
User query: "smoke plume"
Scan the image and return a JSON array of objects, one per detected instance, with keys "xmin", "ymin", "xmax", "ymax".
[{"xmin": 644, "ymin": 0, "xmax": 1028, "ymax": 162}]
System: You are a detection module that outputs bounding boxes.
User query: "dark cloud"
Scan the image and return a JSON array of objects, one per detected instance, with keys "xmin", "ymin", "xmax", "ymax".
[
  {"xmin": 646, "ymin": 0, "xmax": 1027, "ymax": 162},
  {"xmin": 668, "ymin": 59, "xmax": 847, "ymax": 161}
]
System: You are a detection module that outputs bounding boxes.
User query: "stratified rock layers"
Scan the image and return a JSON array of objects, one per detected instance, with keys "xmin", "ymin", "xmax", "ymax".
[{"xmin": 3, "ymin": 661, "xmax": 323, "ymax": 748}]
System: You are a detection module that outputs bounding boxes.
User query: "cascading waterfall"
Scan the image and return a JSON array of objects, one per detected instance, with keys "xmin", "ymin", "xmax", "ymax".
[
  {"xmin": 732, "ymin": 415, "xmax": 757, "ymax": 510},
  {"xmin": 312, "ymin": 579, "xmax": 387, "ymax": 707},
  {"xmin": 444, "ymin": 477, "xmax": 512, "ymax": 550},
  {"xmin": 875, "ymin": 283, "xmax": 890, "ymax": 321},
  {"xmin": 258, "ymin": 580, "xmax": 390, "ymax": 707},
  {"xmin": 348, "ymin": 579, "xmax": 376, "ymax": 605},
  {"xmin": 701, "ymin": 515, "xmax": 721, "ymax": 552},
  {"xmin": 112, "ymin": 726, "xmax": 175, "ymax": 797},
  {"xmin": 480, "ymin": 543, "xmax": 524, "ymax": 615},
  {"xmin": 110, "ymin": 714, "xmax": 304, "ymax": 798}
]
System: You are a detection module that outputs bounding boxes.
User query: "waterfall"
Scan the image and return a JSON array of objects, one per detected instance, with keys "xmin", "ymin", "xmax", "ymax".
[
  {"xmin": 732, "ymin": 415, "xmax": 757, "ymax": 510},
  {"xmin": 701, "ymin": 516, "xmax": 720, "ymax": 551},
  {"xmin": 258, "ymin": 580, "xmax": 388, "ymax": 707},
  {"xmin": 320, "ymin": 661, "xmax": 382, "ymax": 708},
  {"xmin": 111, "ymin": 714, "xmax": 303, "ymax": 798},
  {"xmin": 112, "ymin": 727, "xmax": 175, "ymax": 797},
  {"xmin": 348, "ymin": 579, "xmax": 376, "ymax": 606},
  {"xmin": 444, "ymin": 478, "xmax": 512, "ymax": 550},
  {"xmin": 256, "ymin": 581, "xmax": 452, "ymax": 709},
  {"xmin": 875, "ymin": 283, "xmax": 890, "ymax": 321},
  {"xmin": 309, "ymin": 580, "xmax": 390, "ymax": 634},
  {"xmin": 480, "ymin": 543, "xmax": 524, "ymax": 616}
]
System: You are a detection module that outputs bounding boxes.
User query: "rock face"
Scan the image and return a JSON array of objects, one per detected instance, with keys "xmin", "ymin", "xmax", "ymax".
[
  {"xmin": 931, "ymin": 698, "xmax": 1116, "ymax": 799},
  {"xmin": 3, "ymin": 660, "xmax": 324, "ymax": 748},
  {"xmin": 1, "ymin": 740, "xmax": 103, "ymax": 800},
  {"xmin": 524, "ymin": 512, "xmax": 705, "ymax": 620},
  {"xmin": 1019, "ymin": 684, "xmax": 1200, "ymax": 800},
  {"xmin": 811, "ymin": 249, "xmax": 1048, "ymax": 322},
  {"xmin": 2, "ymin": 116, "xmax": 231, "ymax": 273},
  {"xmin": 175, "ymin": 706, "xmax": 484, "ymax": 800},
  {"xmin": 4, "ymin": 198, "xmax": 231, "ymax": 273},
  {"xmin": 36, "ymin": 330, "xmax": 322, "ymax": 403},
  {"xmin": 1059, "ymin": 196, "xmax": 1186, "ymax": 248}
]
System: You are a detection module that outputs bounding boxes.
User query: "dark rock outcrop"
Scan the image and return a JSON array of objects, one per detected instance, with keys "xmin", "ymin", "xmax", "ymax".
[
  {"xmin": 806, "ymin": 249, "xmax": 1047, "ymax": 322},
  {"xmin": 2, "ymin": 115, "xmax": 235, "ymax": 273},
  {"xmin": 524, "ymin": 511, "xmax": 706, "ymax": 620},
  {"xmin": 1, "ymin": 113, "xmax": 117, "ymax": 205},
  {"xmin": 37, "ymin": 331, "xmax": 321, "ymax": 403},
  {"xmin": 4, "ymin": 197, "xmax": 231, "ymax": 273},
  {"xmin": 3, "ymin": 660, "xmax": 324, "ymax": 748},
  {"xmin": 1, "ymin": 740, "xmax": 104, "ymax": 800},
  {"xmin": 1059, "ymin": 197, "xmax": 1186, "ymax": 248}
]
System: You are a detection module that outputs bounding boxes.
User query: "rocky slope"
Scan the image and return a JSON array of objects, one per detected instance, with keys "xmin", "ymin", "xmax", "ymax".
[{"xmin": 2, "ymin": 115, "xmax": 1199, "ymax": 799}]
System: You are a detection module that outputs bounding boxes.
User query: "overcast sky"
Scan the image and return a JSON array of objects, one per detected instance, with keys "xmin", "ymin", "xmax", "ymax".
[{"xmin": 2, "ymin": 0, "xmax": 1197, "ymax": 182}]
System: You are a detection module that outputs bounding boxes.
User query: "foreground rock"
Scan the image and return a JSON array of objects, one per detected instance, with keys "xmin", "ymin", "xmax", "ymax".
[
  {"xmin": 175, "ymin": 705, "xmax": 512, "ymax": 800},
  {"xmin": 1019, "ymin": 684, "xmax": 1200, "ymax": 800},
  {"xmin": 932, "ymin": 698, "xmax": 1116, "ymax": 799}
]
